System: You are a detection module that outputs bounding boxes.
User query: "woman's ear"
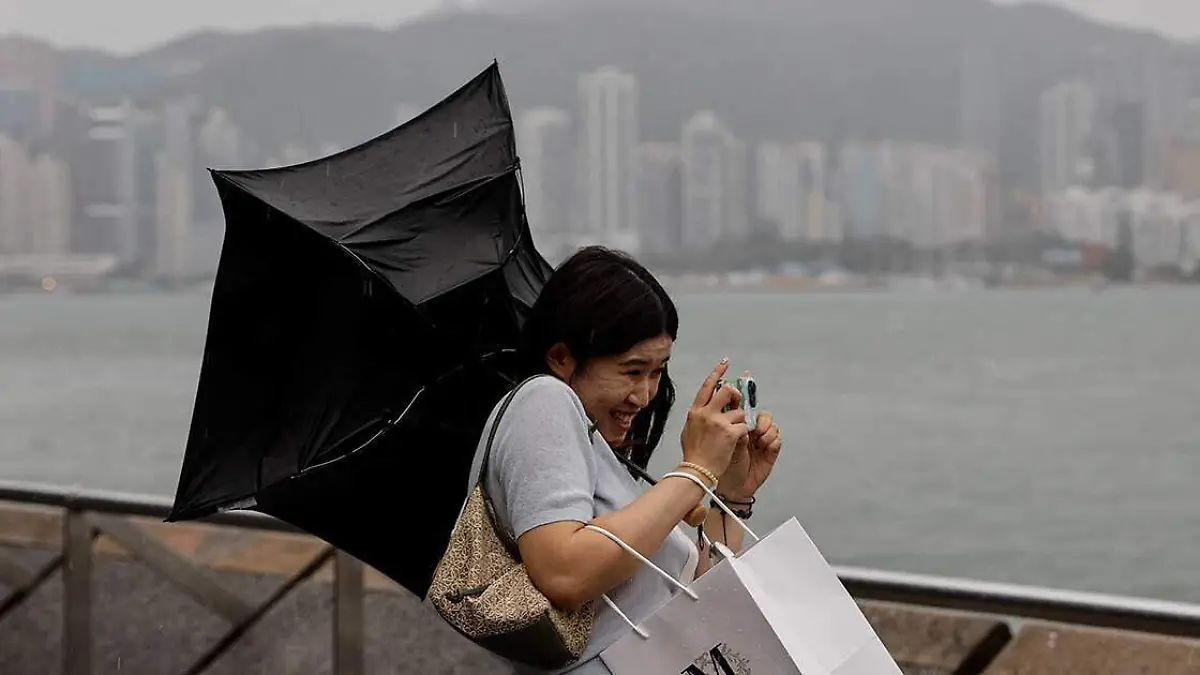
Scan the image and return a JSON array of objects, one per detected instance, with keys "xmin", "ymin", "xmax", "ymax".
[{"xmin": 545, "ymin": 343, "xmax": 577, "ymax": 381}]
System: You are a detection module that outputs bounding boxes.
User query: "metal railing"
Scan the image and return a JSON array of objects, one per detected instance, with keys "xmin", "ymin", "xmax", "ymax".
[
  {"xmin": 1, "ymin": 480, "xmax": 1198, "ymax": 675},
  {"xmin": 0, "ymin": 480, "xmax": 363, "ymax": 675},
  {"xmin": 838, "ymin": 565, "xmax": 1200, "ymax": 640}
]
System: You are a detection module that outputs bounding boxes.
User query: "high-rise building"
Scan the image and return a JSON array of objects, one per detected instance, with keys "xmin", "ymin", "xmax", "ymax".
[
  {"xmin": 0, "ymin": 134, "xmax": 70, "ymax": 257},
  {"xmin": 1039, "ymin": 81, "xmax": 1098, "ymax": 194},
  {"xmin": 1138, "ymin": 46, "xmax": 1191, "ymax": 189},
  {"xmin": 154, "ymin": 99, "xmax": 196, "ymax": 280},
  {"xmin": 755, "ymin": 141, "xmax": 828, "ymax": 242},
  {"xmin": 73, "ymin": 103, "xmax": 142, "ymax": 264},
  {"xmin": 636, "ymin": 142, "xmax": 682, "ymax": 256},
  {"xmin": 0, "ymin": 37, "xmax": 59, "ymax": 137},
  {"xmin": 755, "ymin": 142, "xmax": 788, "ymax": 229},
  {"xmin": 680, "ymin": 111, "xmax": 748, "ymax": 250},
  {"xmin": 516, "ymin": 107, "xmax": 574, "ymax": 257},
  {"xmin": 197, "ymin": 107, "xmax": 245, "ymax": 167},
  {"xmin": 1087, "ymin": 43, "xmax": 1191, "ymax": 190},
  {"xmin": 839, "ymin": 141, "xmax": 887, "ymax": 240},
  {"xmin": 725, "ymin": 137, "xmax": 750, "ymax": 241},
  {"xmin": 1168, "ymin": 139, "xmax": 1200, "ymax": 202},
  {"xmin": 26, "ymin": 151, "xmax": 71, "ymax": 255},
  {"xmin": 577, "ymin": 67, "xmax": 639, "ymax": 253},
  {"xmin": 0, "ymin": 134, "xmax": 28, "ymax": 254}
]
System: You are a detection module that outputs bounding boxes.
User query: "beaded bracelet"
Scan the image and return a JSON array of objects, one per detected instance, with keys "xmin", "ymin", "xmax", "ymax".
[{"xmin": 675, "ymin": 462, "xmax": 719, "ymax": 487}]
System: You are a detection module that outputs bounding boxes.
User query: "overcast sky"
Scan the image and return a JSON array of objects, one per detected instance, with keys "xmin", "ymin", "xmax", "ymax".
[{"xmin": 1, "ymin": 0, "xmax": 1197, "ymax": 54}]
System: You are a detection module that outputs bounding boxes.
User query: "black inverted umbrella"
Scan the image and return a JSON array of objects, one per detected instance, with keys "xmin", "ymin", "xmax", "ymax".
[{"xmin": 167, "ymin": 62, "xmax": 554, "ymax": 597}]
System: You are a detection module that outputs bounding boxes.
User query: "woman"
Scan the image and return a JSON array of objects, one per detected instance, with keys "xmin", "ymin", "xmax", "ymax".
[{"xmin": 481, "ymin": 246, "xmax": 783, "ymax": 674}]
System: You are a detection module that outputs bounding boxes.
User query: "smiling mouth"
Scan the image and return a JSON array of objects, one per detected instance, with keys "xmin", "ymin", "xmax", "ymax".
[{"xmin": 611, "ymin": 411, "xmax": 637, "ymax": 429}]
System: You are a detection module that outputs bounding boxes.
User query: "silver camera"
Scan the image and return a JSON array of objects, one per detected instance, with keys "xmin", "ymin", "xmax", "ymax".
[{"xmin": 716, "ymin": 375, "xmax": 758, "ymax": 431}]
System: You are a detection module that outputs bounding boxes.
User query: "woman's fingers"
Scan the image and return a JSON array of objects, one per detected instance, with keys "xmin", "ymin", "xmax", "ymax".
[
  {"xmin": 754, "ymin": 419, "xmax": 779, "ymax": 445},
  {"xmin": 751, "ymin": 411, "xmax": 773, "ymax": 438},
  {"xmin": 693, "ymin": 359, "xmax": 731, "ymax": 408},
  {"xmin": 761, "ymin": 423, "xmax": 783, "ymax": 457}
]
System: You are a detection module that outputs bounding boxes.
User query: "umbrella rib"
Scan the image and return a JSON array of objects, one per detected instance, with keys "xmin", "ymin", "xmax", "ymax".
[
  {"xmin": 294, "ymin": 347, "xmax": 517, "ymax": 477},
  {"xmin": 298, "ymin": 386, "xmax": 426, "ymax": 475}
]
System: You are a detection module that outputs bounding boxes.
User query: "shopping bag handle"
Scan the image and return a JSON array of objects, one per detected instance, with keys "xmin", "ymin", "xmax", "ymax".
[
  {"xmin": 584, "ymin": 525, "xmax": 698, "ymax": 600},
  {"xmin": 584, "ymin": 469, "xmax": 762, "ymax": 642},
  {"xmin": 585, "ymin": 522, "xmax": 699, "ymax": 641}
]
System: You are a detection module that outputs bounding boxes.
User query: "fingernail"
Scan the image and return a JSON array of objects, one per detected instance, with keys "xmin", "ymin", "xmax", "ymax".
[{"xmin": 720, "ymin": 357, "xmax": 729, "ymax": 364}]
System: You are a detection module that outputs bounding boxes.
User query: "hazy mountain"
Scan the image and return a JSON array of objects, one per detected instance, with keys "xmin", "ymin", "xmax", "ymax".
[{"xmin": 26, "ymin": 0, "xmax": 1200, "ymax": 184}]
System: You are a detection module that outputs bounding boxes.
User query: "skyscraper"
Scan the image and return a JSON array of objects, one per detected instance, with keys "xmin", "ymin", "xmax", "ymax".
[
  {"xmin": 74, "ymin": 103, "xmax": 142, "ymax": 264},
  {"xmin": 680, "ymin": 111, "xmax": 747, "ymax": 250},
  {"xmin": 838, "ymin": 141, "xmax": 887, "ymax": 240},
  {"xmin": 154, "ymin": 98, "xmax": 197, "ymax": 280},
  {"xmin": 0, "ymin": 134, "xmax": 28, "ymax": 254},
  {"xmin": 0, "ymin": 37, "xmax": 59, "ymax": 138},
  {"xmin": 636, "ymin": 142, "xmax": 683, "ymax": 256},
  {"xmin": 577, "ymin": 67, "xmax": 639, "ymax": 253},
  {"xmin": 756, "ymin": 141, "xmax": 827, "ymax": 242},
  {"xmin": 516, "ymin": 107, "xmax": 573, "ymax": 258},
  {"xmin": 26, "ymin": 151, "xmax": 71, "ymax": 256},
  {"xmin": 1039, "ymin": 81, "xmax": 1098, "ymax": 194}
]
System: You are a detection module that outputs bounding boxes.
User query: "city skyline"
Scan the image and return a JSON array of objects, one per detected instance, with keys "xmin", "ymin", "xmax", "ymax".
[{"xmin": 3, "ymin": 25, "xmax": 1200, "ymax": 292}]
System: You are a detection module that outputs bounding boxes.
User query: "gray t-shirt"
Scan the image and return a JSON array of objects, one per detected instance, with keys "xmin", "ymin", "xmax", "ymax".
[{"xmin": 469, "ymin": 375, "xmax": 696, "ymax": 675}]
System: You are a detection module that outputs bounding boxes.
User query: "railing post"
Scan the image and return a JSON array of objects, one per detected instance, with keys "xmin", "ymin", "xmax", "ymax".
[
  {"xmin": 333, "ymin": 550, "xmax": 364, "ymax": 675},
  {"xmin": 62, "ymin": 508, "xmax": 93, "ymax": 675}
]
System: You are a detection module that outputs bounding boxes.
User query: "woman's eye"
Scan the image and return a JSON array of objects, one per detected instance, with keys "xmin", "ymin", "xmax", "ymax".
[{"xmin": 625, "ymin": 368, "xmax": 663, "ymax": 378}]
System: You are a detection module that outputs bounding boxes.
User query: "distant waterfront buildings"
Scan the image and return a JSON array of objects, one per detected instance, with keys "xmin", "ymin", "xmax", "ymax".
[
  {"xmin": 1039, "ymin": 81, "xmax": 1098, "ymax": 193},
  {"xmin": 7, "ymin": 47, "xmax": 1200, "ymax": 289},
  {"xmin": 756, "ymin": 141, "xmax": 830, "ymax": 243},
  {"xmin": 637, "ymin": 142, "xmax": 683, "ymax": 256},
  {"xmin": 577, "ymin": 67, "xmax": 640, "ymax": 254},
  {"xmin": 680, "ymin": 111, "xmax": 748, "ymax": 250},
  {"xmin": 516, "ymin": 107, "xmax": 574, "ymax": 259},
  {"xmin": 1044, "ymin": 187, "xmax": 1200, "ymax": 270}
]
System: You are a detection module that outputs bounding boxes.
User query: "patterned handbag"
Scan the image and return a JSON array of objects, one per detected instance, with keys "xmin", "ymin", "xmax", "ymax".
[{"xmin": 429, "ymin": 376, "xmax": 596, "ymax": 669}]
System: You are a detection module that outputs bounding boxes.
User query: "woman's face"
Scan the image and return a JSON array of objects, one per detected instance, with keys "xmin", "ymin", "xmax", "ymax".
[{"xmin": 551, "ymin": 333, "xmax": 674, "ymax": 446}]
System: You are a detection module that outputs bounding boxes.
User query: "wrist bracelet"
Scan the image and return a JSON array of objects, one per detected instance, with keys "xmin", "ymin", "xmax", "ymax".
[
  {"xmin": 676, "ymin": 462, "xmax": 719, "ymax": 487},
  {"xmin": 711, "ymin": 497, "xmax": 754, "ymax": 520}
]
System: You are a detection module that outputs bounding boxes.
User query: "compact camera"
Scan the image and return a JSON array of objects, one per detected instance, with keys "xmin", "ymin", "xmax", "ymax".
[{"xmin": 716, "ymin": 375, "xmax": 759, "ymax": 431}]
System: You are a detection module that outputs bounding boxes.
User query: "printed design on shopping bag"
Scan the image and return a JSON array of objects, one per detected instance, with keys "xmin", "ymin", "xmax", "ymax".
[{"xmin": 681, "ymin": 642, "xmax": 752, "ymax": 675}]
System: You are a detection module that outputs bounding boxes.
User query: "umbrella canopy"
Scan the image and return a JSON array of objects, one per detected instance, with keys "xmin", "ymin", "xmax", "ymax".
[{"xmin": 168, "ymin": 62, "xmax": 554, "ymax": 597}]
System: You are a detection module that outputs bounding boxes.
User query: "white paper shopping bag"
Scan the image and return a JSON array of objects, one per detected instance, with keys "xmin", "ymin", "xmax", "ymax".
[
  {"xmin": 729, "ymin": 518, "xmax": 902, "ymax": 675},
  {"xmin": 598, "ymin": 515, "xmax": 902, "ymax": 675},
  {"xmin": 599, "ymin": 556, "xmax": 805, "ymax": 674}
]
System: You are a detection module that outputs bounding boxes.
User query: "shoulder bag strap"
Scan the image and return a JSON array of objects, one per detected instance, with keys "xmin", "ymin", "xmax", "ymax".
[{"xmin": 477, "ymin": 374, "xmax": 547, "ymax": 558}]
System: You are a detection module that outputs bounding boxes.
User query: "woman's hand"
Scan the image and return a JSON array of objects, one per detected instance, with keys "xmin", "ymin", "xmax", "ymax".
[
  {"xmin": 679, "ymin": 359, "xmax": 749, "ymax": 478},
  {"xmin": 716, "ymin": 409, "xmax": 783, "ymax": 501}
]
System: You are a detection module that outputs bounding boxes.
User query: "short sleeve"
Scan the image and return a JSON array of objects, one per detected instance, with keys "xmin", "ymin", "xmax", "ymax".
[{"xmin": 485, "ymin": 378, "xmax": 598, "ymax": 540}]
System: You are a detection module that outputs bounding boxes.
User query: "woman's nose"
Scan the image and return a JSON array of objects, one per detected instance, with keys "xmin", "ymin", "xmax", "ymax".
[{"xmin": 628, "ymin": 380, "xmax": 652, "ymax": 406}]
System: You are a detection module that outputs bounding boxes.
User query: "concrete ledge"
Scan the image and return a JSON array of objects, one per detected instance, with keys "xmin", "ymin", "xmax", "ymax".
[
  {"xmin": 861, "ymin": 601, "xmax": 1012, "ymax": 675},
  {"xmin": 983, "ymin": 623, "xmax": 1200, "ymax": 675}
]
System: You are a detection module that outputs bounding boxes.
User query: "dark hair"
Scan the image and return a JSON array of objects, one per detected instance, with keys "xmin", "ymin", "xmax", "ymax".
[{"xmin": 519, "ymin": 245, "xmax": 678, "ymax": 470}]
